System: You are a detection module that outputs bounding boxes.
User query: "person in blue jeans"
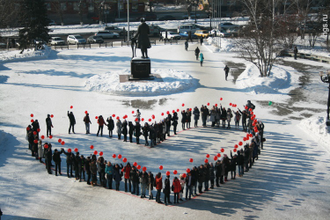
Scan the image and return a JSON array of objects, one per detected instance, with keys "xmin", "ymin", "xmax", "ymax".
[{"xmin": 105, "ymin": 161, "xmax": 114, "ymax": 189}]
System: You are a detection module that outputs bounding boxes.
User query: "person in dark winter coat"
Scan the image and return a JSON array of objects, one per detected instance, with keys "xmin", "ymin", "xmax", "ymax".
[
  {"xmin": 106, "ymin": 116, "xmax": 114, "ymax": 137},
  {"xmin": 83, "ymin": 113, "xmax": 92, "ymax": 134},
  {"xmin": 52, "ymin": 149, "xmax": 62, "ymax": 176},
  {"xmin": 31, "ymin": 120, "xmax": 40, "ymax": 137},
  {"xmin": 237, "ymin": 149, "xmax": 244, "ymax": 177},
  {"xmin": 74, "ymin": 152, "xmax": 82, "ymax": 181},
  {"xmin": 166, "ymin": 117, "xmax": 171, "ymax": 137},
  {"xmin": 185, "ymin": 172, "xmax": 194, "ymax": 199},
  {"xmin": 195, "ymin": 47, "xmax": 200, "ymax": 60},
  {"xmin": 201, "ymin": 105, "xmax": 209, "ymax": 127},
  {"xmin": 230, "ymin": 150, "xmax": 237, "ymax": 179},
  {"xmin": 186, "ymin": 108, "xmax": 192, "ymax": 128},
  {"xmin": 97, "ymin": 156, "xmax": 106, "ymax": 186},
  {"xmin": 209, "ymin": 163, "xmax": 215, "ymax": 188},
  {"xmin": 149, "ymin": 124, "xmax": 156, "ymax": 147},
  {"xmin": 123, "ymin": 163, "xmax": 132, "ymax": 192},
  {"xmin": 215, "ymin": 160, "xmax": 222, "ymax": 187},
  {"xmin": 128, "ymin": 121, "xmax": 134, "ymax": 143},
  {"xmin": 67, "ymin": 111, "xmax": 76, "ymax": 134},
  {"xmin": 96, "ymin": 115, "xmax": 106, "ymax": 137},
  {"xmin": 85, "ymin": 156, "xmax": 91, "ymax": 185},
  {"xmin": 45, "ymin": 114, "xmax": 53, "ymax": 137},
  {"xmin": 222, "ymin": 154, "xmax": 230, "ymax": 181},
  {"xmin": 172, "ymin": 112, "xmax": 178, "ymax": 135},
  {"xmin": 135, "ymin": 122, "xmax": 141, "ymax": 144},
  {"xmin": 140, "ymin": 170, "xmax": 149, "ymax": 198},
  {"xmin": 294, "ymin": 46, "xmax": 298, "ymax": 59},
  {"xmin": 193, "ymin": 107, "xmax": 200, "ymax": 127},
  {"xmin": 90, "ymin": 160, "xmax": 98, "ymax": 186},
  {"xmin": 238, "ymin": 108, "xmax": 248, "ymax": 131},
  {"xmin": 130, "ymin": 166, "xmax": 139, "ymax": 195},
  {"xmin": 148, "ymin": 171, "xmax": 154, "ymax": 199},
  {"xmin": 63, "ymin": 149, "xmax": 74, "ymax": 177},
  {"xmin": 142, "ymin": 123, "xmax": 149, "ymax": 146},
  {"xmin": 116, "ymin": 119, "xmax": 122, "ymax": 140},
  {"xmin": 113, "ymin": 163, "xmax": 123, "ymax": 191},
  {"xmin": 45, "ymin": 145, "xmax": 53, "ymax": 174},
  {"xmin": 191, "ymin": 166, "xmax": 198, "ymax": 195},
  {"xmin": 197, "ymin": 165, "xmax": 205, "ymax": 193},
  {"xmin": 234, "ymin": 111, "xmax": 241, "ymax": 129},
  {"xmin": 203, "ymin": 163, "xmax": 210, "ymax": 191},
  {"xmin": 220, "ymin": 106, "xmax": 227, "ymax": 128},
  {"xmin": 244, "ymin": 144, "xmax": 250, "ymax": 172},
  {"xmin": 122, "ymin": 120, "xmax": 128, "ymax": 142},
  {"xmin": 105, "ymin": 161, "xmax": 114, "ymax": 189},
  {"xmin": 224, "ymin": 65, "xmax": 230, "ymax": 81},
  {"xmin": 163, "ymin": 175, "xmax": 171, "ymax": 205}
]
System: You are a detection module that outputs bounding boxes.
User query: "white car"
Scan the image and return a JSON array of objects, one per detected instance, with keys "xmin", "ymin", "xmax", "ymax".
[
  {"xmin": 49, "ymin": 37, "xmax": 65, "ymax": 45},
  {"xmin": 209, "ymin": 29, "xmax": 225, "ymax": 37},
  {"xmin": 95, "ymin": 31, "xmax": 119, "ymax": 39},
  {"xmin": 67, "ymin": 35, "xmax": 86, "ymax": 44},
  {"xmin": 161, "ymin": 31, "xmax": 181, "ymax": 40}
]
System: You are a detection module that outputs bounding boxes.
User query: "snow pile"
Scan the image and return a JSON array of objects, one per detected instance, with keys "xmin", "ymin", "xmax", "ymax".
[
  {"xmin": 300, "ymin": 116, "xmax": 330, "ymax": 149},
  {"xmin": 85, "ymin": 68, "xmax": 199, "ymax": 96},
  {"xmin": 0, "ymin": 45, "xmax": 52, "ymax": 62},
  {"xmin": 206, "ymin": 37, "xmax": 239, "ymax": 52},
  {"xmin": 236, "ymin": 63, "xmax": 300, "ymax": 95}
]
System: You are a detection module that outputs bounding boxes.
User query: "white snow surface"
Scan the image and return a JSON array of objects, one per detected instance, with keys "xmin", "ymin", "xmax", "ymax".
[{"xmin": 1, "ymin": 27, "xmax": 330, "ymax": 220}]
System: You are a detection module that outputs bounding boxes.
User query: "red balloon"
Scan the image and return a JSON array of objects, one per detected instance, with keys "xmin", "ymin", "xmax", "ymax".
[
  {"xmin": 58, "ymin": 138, "xmax": 62, "ymax": 143},
  {"xmin": 33, "ymin": 131, "xmax": 37, "ymax": 135},
  {"xmin": 233, "ymin": 149, "xmax": 237, "ymax": 152},
  {"xmin": 49, "ymin": 135, "xmax": 53, "ymax": 139},
  {"xmin": 173, "ymin": 170, "xmax": 178, "ymax": 175},
  {"xmin": 182, "ymin": 103, "xmax": 185, "ymax": 107},
  {"xmin": 186, "ymin": 168, "xmax": 191, "ymax": 173},
  {"xmin": 217, "ymin": 153, "xmax": 221, "ymax": 157},
  {"xmin": 112, "ymin": 114, "xmax": 116, "ymax": 117},
  {"xmin": 99, "ymin": 151, "xmax": 103, "ymax": 156},
  {"xmin": 37, "ymin": 128, "xmax": 40, "ymax": 133},
  {"xmin": 246, "ymin": 136, "xmax": 250, "ymax": 140},
  {"xmin": 172, "ymin": 110, "xmax": 175, "ymax": 113},
  {"xmin": 161, "ymin": 112, "xmax": 164, "ymax": 116},
  {"xmin": 26, "ymin": 127, "xmax": 31, "ymax": 131},
  {"xmin": 159, "ymin": 165, "xmax": 163, "ymax": 170},
  {"xmin": 176, "ymin": 109, "xmax": 179, "ymax": 112},
  {"xmin": 206, "ymin": 154, "xmax": 210, "ymax": 158},
  {"xmin": 249, "ymin": 133, "xmax": 253, "ymax": 137},
  {"xmin": 189, "ymin": 108, "xmax": 192, "ymax": 111},
  {"xmin": 34, "ymin": 139, "xmax": 38, "ymax": 144},
  {"xmin": 166, "ymin": 171, "xmax": 170, "ymax": 176},
  {"xmin": 30, "ymin": 114, "xmax": 34, "ymax": 117},
  {"xmin": 116, "ymin": 116, "xmax": 120, "ymax": 120},
  {"xmin": 142, "ymin": 167, "xmax": 147, "ymax": 172},
  {"xmin": 148, "ymin": 119, "xmax": 152, "ymax": 122},
  {"xmin": 182, "ymin": 173, "xmax": 187, "ymax": 178},
  {"xmin": 124, "ymin": 115, "xmax": 128, "ymax": 119},
  {"xmin": 220, "ymin": 97, "xmax": 223, "ymax": 101},
  {"xmin": 207, "ymin": 102, "xmax": 210, "ymax": 106},
  {"xmin": 234, "ymin": 144, "xmax": 239, "ymax": 149},
  {"xmin": 50, "ymin": 114, "xmax": 54, "ymax": 118},
  {"xmin": 189, "ymin": 158, "xmax": 193, "ymax": 163},
  {"xmin": 70, "ymin": 105, "xmax": 73, "ymax": 109},
  {"xmin": 41, "ymin": 135, "xmax": 45, "ymax": 140},
  {"xmin": 123, "ymin": 158, "xmax": 127, "ymax": 163},
  {"xmin": 74, "ymin": 148, "xmax": 78, "ymax": 152},
  {"xmin": 137, "ymin": 165, "xmax": 141, "ymax": 170},
  {"xmin": 112, "ymin": 154, "xmax": 116, "ymax": 158},
  {"xmin": 90, "ymin": 145, "xmax": 94, "ymax": 150},
  {"xmin": 133, "ymin": 162, "xmax": 138, "ymax": 167},
  {"xmin": 215, "ymin": 104, "xmax": 218, "ymax": 107},
  {"xmin": 141, "ymin": 118, "xmax": 144, "ymax": 122},
  {"xmin": 31, "ymin": 119, "xmax": 34, "ymax": 123},
  {"xmin": 245, "ymin": 106, "xmax": 248, "ymax": 110},
  {"xmin": 135, "ymin": 118, "xmax": 139, "ymax": 122},
  {"xmin": 166, "ymin": 111, "xmax": 170, "ymax": 115},
  {"xmin": 152, "ymin": 115, "xmax": 155, "ymax": 119},
  {"xmin": 243, "ymin": 137, "xmax": 247, "ymax": 141},
  {"xmin": 254, "ymin": 127, "xmax": 258, "ymax": 132},
  {"xmin": 95, "ymin": 116, "xmax": 98, "ymax": 119},
  {"xmin": 220, "ymin": 148, "xmax": 224, "ymax": 153},
  {"xmin": 44, "ymin": 144, "xmax": 49, "ymax": 149},
  {"xmin": 204, "ymin": 159, "xmax": 209, "ymax": 163},
  {"xmin": 121, "ymin": 168, "xmax": 124, "ymax": 172},
  {"xmin": 67, "ymin": 148, "xmax": 72, "ymax": 153},
  {"xmin": 118, "ymin": 154, "xmax": 122, "ymax": 159},
  {"xmin": 61, "ymin": 141, "xmax": 65, "ymax": 145},
  {"xmin": 229, "ymin": 103, "xmax": 232, "ymax": 106},
  {"xmin": 85, "ymin": 111, "xmax": 88, "ymax": 114},
  {"xmin": 214, "ymin": 156, "xmax": 218, "ymax": 161},
  {"xmin": 239, "ymin": 141, "xmax": 243, "ymax": 146},
  {"xmin": 94, "ymin": 150, "xmax": 98, "ymax": 155},
  {"xmin": 249, "ymin": 108, "xmax": 252, "ymax": 112},
  {"xmin": 132, "ymin": 111, "xmax": 135, "ymax": 114}
]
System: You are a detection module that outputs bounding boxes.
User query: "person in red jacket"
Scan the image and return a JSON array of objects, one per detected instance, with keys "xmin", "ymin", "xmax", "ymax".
[
  {"xmin": 96, "ymin": 115, "xmax": 107, "ymax": 137},
  {"xmin": 172, "ymin": 176, "xmax": 182, "ymax": 204},
  {"xmin": 124, "ymin": 163, "xmax": 132, "ymax": 192},
  {"xmin": 155, "ymin": 172, "xmax": 163, "ymax": 204}
]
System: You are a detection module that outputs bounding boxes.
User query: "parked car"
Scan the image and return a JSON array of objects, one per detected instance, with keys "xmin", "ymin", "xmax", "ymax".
[
  {"xmin": 161, "ymin": 31, "xmax": 181, "ymax": 40},
  {"xmin": 209, "ymin": 29, "xmax": 225, "ymax": 37},
  {"xmin": 194, "ymin": 30, "xmax": 209, "ymax": 38},
  {"xmin": 95, "ymin": 31, "xmax": 119, "ymax": 39},
  {"xmin": 104, "ymin": 26, "xmax": 124, "ymax": 35},
  {"xmin": 67, "ymin": 35, "xmax": 86, "ymax": 44},
  {"xmin": 177, "ymin": 23, "xmax": 200, "ymax": 34},
  {"xmin": 149, "ymin": 24, "xmax": 165, "ymax": 37},
  {"xmin": 87, "ymin": 35, "xmax": 104, "ymax": 44},
  {"xmin": 48, "ymin": 37, "xmax": 65, "ymax": 45}
]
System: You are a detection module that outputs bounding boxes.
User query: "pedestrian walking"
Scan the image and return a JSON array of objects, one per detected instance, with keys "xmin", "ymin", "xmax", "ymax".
[
  {"xmin": 83, "ymin": 113, "xmax": 92, "ymax": 134},
  {"xmin": 67, "ymin": 111, "xmax": 76, "ymax": 134},
  {"xmin": 199, "ymin": 52, "xmax": 204, "ymax": 66},
  {"xmin": 224, "ymin": 65, "xmax": 230, "ymax": 81},
  {"xmin": 195, "ymin": 47, "xmax": 200, "ymax": 60},
  {"xmin": 45, "ymin": 114, "xmax": 53, "ymax": 137},
  {"xmin": 294, "ymin": 46, "xmax": 298, "ymax": 60}
]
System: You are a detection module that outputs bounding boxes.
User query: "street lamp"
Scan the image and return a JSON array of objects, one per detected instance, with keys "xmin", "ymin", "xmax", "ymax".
[{"xmin": 320, "ymin": 70, "xmax": 330, "ymax": 126}]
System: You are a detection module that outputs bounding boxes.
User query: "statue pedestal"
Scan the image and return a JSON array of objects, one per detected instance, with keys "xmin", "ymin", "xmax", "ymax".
[{"xmin": 131, "ymin": 57, "xmax": 151, "ymax": 79}]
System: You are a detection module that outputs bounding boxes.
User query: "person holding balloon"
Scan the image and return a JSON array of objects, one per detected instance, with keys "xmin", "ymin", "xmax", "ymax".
[
  {"xmin": 113, "ymin": 163, "xmax": 123, "ymax": 191},
  {"xmin": 130, "ymin": 166, "xmax": 139, "ymax": 195},
  {"xmin": 163, "ymin": 173, "xmax": 171, "ymax": 205},
  {"xmin": 52, "ymin": 148, "xmax": 63, "ymax": 176},
  {"xmin": 140, "ymin": 170, "xmax": 148, "ymax": 198},
  {"xmin": 193, "ymin": 106, "xmax": 200, "ymax": 127},
  {"xmin": 172, "ymin": 112, "xmax": 178, "ymax": 135},
  {"xmin": 123, "ymin": 163, "xmax": 132, "ymax": 192},
  {"xmin": 106, "ymin": 116, "xmax": 114, "ymax": 137},
  {"xmin": 172, "ymin": 176, "xmax": 181, "ymax": 204},
  {"xmin": 155, "ymin": 172, "xmax": 163, "ymax": 204},
  {"xmin": 105, "ymin": 161, "xmax": 114, "ymax": 189},
  {"xmin": 85, "ymin": 156, "xmax": 91, "ymax": 185},
  {"xmin": 63, "ymin": 148, "xmax": 74, "ymax": 178},
  {"xmin": 116, "ymin": 118, "xmax": 122, "ymax": 140},
  {"xmin": 67, "ymin": 111, "xmax": 76, "ymax": 134}
]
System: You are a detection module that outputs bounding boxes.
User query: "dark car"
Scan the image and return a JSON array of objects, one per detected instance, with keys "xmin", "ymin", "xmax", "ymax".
[
  {"xmin": 158, "ymin": 15, "xmax": 176, "ymax": 21},
  {"xmin": 104, "ymin": 26, "xmax": 124, "ymax": 35},
  {"xmin": 87, "ymin": 35, "xmax": 104, "ymax": 44}
]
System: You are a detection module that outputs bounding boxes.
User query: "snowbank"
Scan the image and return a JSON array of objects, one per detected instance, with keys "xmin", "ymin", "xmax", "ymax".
[
  {"xmin": 85, "ymin": 68, "xmax": 199, "ymax": 96},
  {"xmin": 0, "ymin": 45, "xmax": 52, "ymax": 62}
]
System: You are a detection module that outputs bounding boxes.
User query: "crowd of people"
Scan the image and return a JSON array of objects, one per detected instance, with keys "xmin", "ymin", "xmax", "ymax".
[{"xmin": 26, "ymin": 100, "xmax": 265, "ymax": 205}]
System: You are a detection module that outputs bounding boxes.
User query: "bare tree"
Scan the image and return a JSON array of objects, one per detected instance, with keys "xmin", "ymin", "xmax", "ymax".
[{"xmin": 0, "ymin": 0, "xmax": 19, "ymax": 28}]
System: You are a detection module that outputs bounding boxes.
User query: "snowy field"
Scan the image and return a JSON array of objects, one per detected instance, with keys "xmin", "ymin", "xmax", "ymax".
[{"xmin": 0, "ymin": 34, "xmax": 330, "ymax": 220}]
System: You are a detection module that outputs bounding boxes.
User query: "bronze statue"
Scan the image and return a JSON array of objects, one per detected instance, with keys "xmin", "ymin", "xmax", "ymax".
[{"xmin": 132, "ymin": 18, "xmax": 151, "ymax": 58}]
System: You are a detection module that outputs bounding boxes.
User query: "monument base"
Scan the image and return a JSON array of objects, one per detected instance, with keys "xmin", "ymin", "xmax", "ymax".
[{"xmin": 131, "ymin": 57, "xmax": 151, "ymax": 78}]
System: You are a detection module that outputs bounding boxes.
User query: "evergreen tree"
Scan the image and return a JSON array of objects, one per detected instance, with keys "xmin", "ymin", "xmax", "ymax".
[{"xmin": 18, "ymin": 0, "xmax": 50, "ymax": 53}]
